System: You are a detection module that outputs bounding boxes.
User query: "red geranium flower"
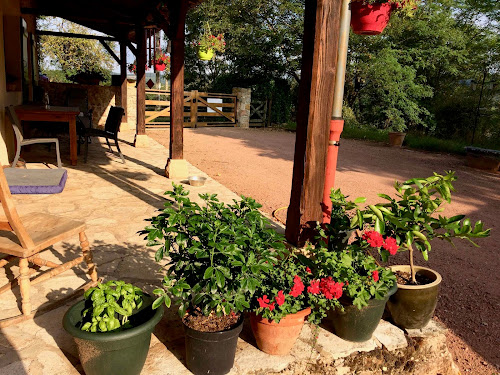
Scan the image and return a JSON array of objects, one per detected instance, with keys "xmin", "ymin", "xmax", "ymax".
[
  {"xmin": 372, "ymin": 270, "xmax": 380, "ymax": 282},
  {"xmin": 290, "ymin": 275, "xmax": 305, "ymax": 297},
  {"xmin": 276, "ymin": 290, "xmax": 285, "ymax": 306},
  {"xmin": 268, "ymin": 302, "xmax": 275, "ymax": 311},
  {"xmin": 383, "ymin": 237, "xmax": 399, "ymax": 255},
  {"xmin": 307, "ymin": 280, "xmax": 320, "ymax": 294},
  {"xmin": 319, "ymin": 277, "xmax": 344, "ymax": 300},
  {"xmin": 306, "ymin": 267, "xmax": 312, "ymax": 274},
  {"xmin": 363, "ymin": 230, "xmax": 384, "ymax": 248},
  {"xmin": 257, "ymin": 295, "xmax": 270, "ymax": 308}
]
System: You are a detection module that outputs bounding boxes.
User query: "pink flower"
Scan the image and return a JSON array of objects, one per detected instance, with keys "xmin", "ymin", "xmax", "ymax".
[
  {"xmin": 383, "ymin": 237, "xmax": 399, "ymax": 255},
  {"xmin": 276, "ymin": 290, "xmax": 285, "ymax": 306},
  {"xmin": 307, "ymin": 280, "xmax": 320, "ymax": 294},
  {"xmin": 257, "ymin": 295, "xmax": 270, "ymax": 308}
]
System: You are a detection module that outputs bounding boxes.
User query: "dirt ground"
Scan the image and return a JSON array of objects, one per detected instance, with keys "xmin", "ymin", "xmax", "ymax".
[{"xmin": 148, "ymin": 127, "xmax": 499, "ymax": 375}]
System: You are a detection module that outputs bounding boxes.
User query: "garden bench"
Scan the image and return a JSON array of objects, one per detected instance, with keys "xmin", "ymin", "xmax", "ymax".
[{"xmin": 464, "ymin": 146, "xmax": 500, "ymax": 172}]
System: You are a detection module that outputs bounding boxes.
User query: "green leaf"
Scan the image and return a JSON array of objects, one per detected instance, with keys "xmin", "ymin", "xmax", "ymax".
[
  {"xmin": 203, "ymin": 267, "xmax": 214, "ymax": 279},
  {"xmin": 215, "ymin": 269, "xmax": 225, "ymax": 288},
  {"xmin": 152, "ymin": 296, "xmax": 164, "ymax": 310}
]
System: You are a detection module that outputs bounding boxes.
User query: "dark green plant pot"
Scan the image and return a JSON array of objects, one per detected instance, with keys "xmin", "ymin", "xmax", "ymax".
[
  {"xmin": 328, "ymin": 282, "xmax": 398, "ymax": 342},
  {"xmin": 63, "ymin": 295, "xmax": 164, "ymax": 375},
  {"xmin": 184, "ymin": 317, "xmax": 243, "ymax": 375},
  {"xmin": 386, "ymin": 265, "xmax": 442, "ymax": 329}
]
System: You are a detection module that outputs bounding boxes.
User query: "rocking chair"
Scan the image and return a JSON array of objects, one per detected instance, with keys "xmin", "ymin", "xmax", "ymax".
[{"xmin": 0, "ymin": 166, "xmax": 98, "ymax": 327}]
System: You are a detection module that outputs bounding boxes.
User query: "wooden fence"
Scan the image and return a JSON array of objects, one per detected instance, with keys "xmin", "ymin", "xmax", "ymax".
[
  {"xmin": 145, "ymin": 89, "xmax": 237, "ymax": 128},
  {"xmin": 250, "ymin": 99, "xmax": 272, "ymax": 127}
]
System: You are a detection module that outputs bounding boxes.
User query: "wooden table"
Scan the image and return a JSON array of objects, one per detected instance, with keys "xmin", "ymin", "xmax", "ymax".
[{"xmin": 14, "ymin": 105, "xmax": 81, "ymax": 166}]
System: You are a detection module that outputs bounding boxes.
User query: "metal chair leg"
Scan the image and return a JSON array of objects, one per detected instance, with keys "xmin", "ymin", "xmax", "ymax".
[
  {"xmin": 54, "ymin": 139, "xmax": 62, "ymax": 168},
  {"xmin": 84, "ymin": 135, "xmax": 89, "ymax": 163},
  {"xmin": 106, "ymin": 138, "xmax": 112, "ymax": 152},
  {"xmin": 12, "ymin": 145, "xmax": 22, "ymax": 168},
  {"xmin": 115, "ymin": 138, "xmax": 125, "ymax": 163}
]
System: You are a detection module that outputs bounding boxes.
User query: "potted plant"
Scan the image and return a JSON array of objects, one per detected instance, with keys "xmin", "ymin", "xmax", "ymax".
[
  {"xmin": 301, "ymin": 190, "xmax": 397, "ymax": 342},
  {"xmin": 153, "ymin": 52, "xmax": 170, "ymax": 72},
  {"xmin": 127, "ymin": 61, "xmax": 149, "ymax": 75},
  {"xmin": 195, "ymin": 23, "xmax": 226, "ymax": 61},
  {"xmin": 142, "ymin": 184, "xmax": 286, "ymax": 375},
  {"xmin": 63, "ymin": 280, "xmax": 164, "ymax": 375},
  {"xmin": 350, "ymin": 0, "xmax": 418, "ymax": 35},
  {"xmin": 361, "ymin": 171, "xmax": 490, "ymax": 329},
  {"xmin": 250, "ymin": 252, "xmax": 312, "ymax": 355},
  {"xmin": 387, "ymin": 123, "xmax": 407, "ymax": 146}
]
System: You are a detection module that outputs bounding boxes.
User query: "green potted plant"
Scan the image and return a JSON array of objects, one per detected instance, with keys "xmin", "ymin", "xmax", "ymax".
[
  {"xmin": 153, "ymin": 52, "xmax": 170, "ymax": 72},
  {"xmin": 301, "ymin": 190, "xmax": 397, "ymax": 342},
  {"xmin": 350, "ymin": 0, "xmax": 419, "ymax": 36},
  {"xmin": 250, "ymin": 252, "xmax": 312, "ymax": 355},
  {"xmin": 142, "ymin": 184, "xmax": 286, "ymax": 375},
  {"xmin": 63, "ymin": 280, "xmax": 163, "ymax": 375},
  {"xmin": 360, "ymin": 171, "xmax": 490, "ymax": 329},
  {"xmin": 195, "ymin": 23, "xmax": 226, "ymax": 61}
]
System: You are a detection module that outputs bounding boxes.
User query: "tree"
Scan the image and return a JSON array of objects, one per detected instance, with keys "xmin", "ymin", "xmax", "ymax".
[{"xmin": 37, "ymin": 17, "xmax": 115, "ymax": 84}]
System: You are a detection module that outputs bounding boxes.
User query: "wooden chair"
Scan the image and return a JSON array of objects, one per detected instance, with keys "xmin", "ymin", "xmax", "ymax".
[{"xmin": 0, "ymin": 166, "xmax": 98, "ymax": 327}]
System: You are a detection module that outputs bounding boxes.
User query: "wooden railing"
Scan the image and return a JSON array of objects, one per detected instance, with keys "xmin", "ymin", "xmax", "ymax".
[{"xmin": 145, "ymin": 89, "xmax": 237, "ymax": 128}]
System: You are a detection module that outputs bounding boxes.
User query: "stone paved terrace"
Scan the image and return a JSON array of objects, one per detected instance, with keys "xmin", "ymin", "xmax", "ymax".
[{"xmin": 0, "ymin": 131, "xmax": 458, "ymax": 375}]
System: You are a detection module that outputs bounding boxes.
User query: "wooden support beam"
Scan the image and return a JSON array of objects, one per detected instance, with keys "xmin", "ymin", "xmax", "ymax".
[
  {"xmin": 120, "ymin": 42, "xmax": 128, "ymax": 124},
  {"xmin": 136, "ymin": 25, "xmax": 146, "ymax": 136},
  {"xmin": 36, "ymin": 30, "xmax": 117, "ymax": 41},
  {"xmin": 285, "ymin": 0, "xmax": 343, "ymax": 245},
  {"xmin": 166, "ymin": 2, "xmax": 189, "ymax": 160},
  {"xmin": 98, "ymin": 39, "xmax": 120, "ymax": 64},
  {"xmin": 127, "ymin": 41, "xmax": 137, "ymax": 56}
]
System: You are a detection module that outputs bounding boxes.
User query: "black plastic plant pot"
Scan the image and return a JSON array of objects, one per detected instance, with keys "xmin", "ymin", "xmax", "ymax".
[
  {"xmin": 63, "ymin": 295, "xmax": 164, "ymax": 375},
  {"xmin": 386, "ymin": 265, "xmax": 442, "ymax": 329},
  {"xmin": 328, "ymin": 282, "xmax": 398, "ymax": 342},
  {"xmin": 184, "ymin": 317, "xmax": 243, "ymax": 375}
]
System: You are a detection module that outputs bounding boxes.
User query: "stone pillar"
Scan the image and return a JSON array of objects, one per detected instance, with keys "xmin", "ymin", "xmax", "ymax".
[{"xmin": 232, "ymin": 87, "xmax": 251, "ymax": 128}]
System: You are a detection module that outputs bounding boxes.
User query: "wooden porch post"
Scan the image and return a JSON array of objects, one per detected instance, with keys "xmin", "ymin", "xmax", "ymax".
[
  {"xmin": 134, "ymin": 24, "xmax": 148, "ymax": 147},
  {"xmin": 164, "ymin": 1, "xmax": 189, "ymax": 178},
  {"xmin": 119, "ymin": 42, "xmax": 128, "ymax": 126},
  {"xmin": 285, "ymin": 0, "xmax": 343, "ymax": 245}
]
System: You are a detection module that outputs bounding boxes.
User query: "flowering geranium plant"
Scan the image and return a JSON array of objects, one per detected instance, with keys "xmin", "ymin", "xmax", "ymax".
[
  {"xmin": 251, "ymin": 253, "xmax": 313, "ymax": 323},
  {"xmin": 127, "ymin": 61, "xmax": 148, "ymax": 74},
  {"xmin": 141, "ymin": 184, "xmax": 287, "ymax": 318},
  {"xmin": 195, "ymin": 23, "xmax": 226, "ymax": 54},
  {"xmin": 154, "ymin": 52, "xmax": 170, "ymax": 65},
  {"xmin": 353, "ymin": 0, "xmax": 419, "ymax": 12}
]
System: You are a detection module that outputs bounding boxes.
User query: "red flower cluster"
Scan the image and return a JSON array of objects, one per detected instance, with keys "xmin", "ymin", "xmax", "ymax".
[
  {"xmin": 319, "ymin": 277, "xmax": 344, "ymax": 300},
  {"xmin": 290, "ymin": 275, "xmax": 305, "ymax": 297},
  {"xmin": 372, "ymin": 270, "xmax": 380, "ymax": 282},
  {"xmin": 276, "ymin": 290, "xmax": 285, "ymax": 306},
  {"xmin": 257, "ymin": 295, "xmax": 270, "ymax": 308},
  {"xmin": 307, "ymin": 280, "xmax": 320, "ymax": 294},
  {"xmin": 382, "ymin": 237, "xmax": 399, "ymax": 255},
  {"xmin": 363, "ymin": 231, "xmax": 399, "ymax": 255},
  {"xmin": 306, "ymin": 267, "xmax": 312, "ymax": 274}
]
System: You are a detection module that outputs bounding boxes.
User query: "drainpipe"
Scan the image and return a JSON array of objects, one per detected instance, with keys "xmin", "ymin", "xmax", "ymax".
[{"xmin": 322, "ymin": 0, "xmax": 351, "ymax": 224}]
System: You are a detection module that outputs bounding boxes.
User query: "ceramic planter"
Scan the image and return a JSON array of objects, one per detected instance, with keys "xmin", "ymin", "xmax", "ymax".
[
  {"xmin": 63, "ymin": 296, "xmax": 164, "ymax": 375},
  {"xmin": 328, "ymin": 282, "xmax": 397, "ymax": 342},
  {"xmin": 388, "ymin": 131, "xmax": 406, "ymax": 147},
  {"xmin": 386, "ymin": 265, "xmax": 442, "ymax": 329},
  {"xmin": 154, "ymin": 63, "xmax": 166, "ymax": 72},
  {"xmin": 350, "ymin": 2, "xmax": 393, "ymax": 35},
  {"xmin": 184, "ymin": 317, "xmax": 243, "ymax": 375},
  {"xmin": 198, "ymin": 47, "xmax": 214, "ymax": 61},
  {"xmin": 250, "ymin": 308, "xmax": 311, "ymax": 355}
]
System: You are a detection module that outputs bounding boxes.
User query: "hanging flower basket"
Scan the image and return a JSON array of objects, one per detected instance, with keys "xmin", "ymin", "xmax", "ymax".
[
  {"xmin": 350, "ymin": 1, "xmax": 394, "ymax": 35},
  {"xmin": 197, "ymin": 47, "xmax": 215, "ymax": 61},
  {"xmin": 153, "ymin": 52, "xmax": 170, "ymax": 72},
  {"xmin": 154, "ymin": 63, "xmax": 166, "ymax": 72}
]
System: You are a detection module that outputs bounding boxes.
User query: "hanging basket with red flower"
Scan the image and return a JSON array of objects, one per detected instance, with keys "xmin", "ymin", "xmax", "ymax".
[
  {"xmin": 128, "ymin": 61, "xmax": 149, "ymax": 75},
  {"xmin": 350, "ymin": 0, "xmax": 419, "ymax": 35},
  {"xmin": 153, "ymin": 52, "xmax": 170, "ymax": 72},
  {"xmin": 194, "ymin": 23, "xmax": 226, "ymax": 61}
]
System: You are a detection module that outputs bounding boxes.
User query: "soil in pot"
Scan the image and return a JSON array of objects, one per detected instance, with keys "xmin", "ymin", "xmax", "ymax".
[
  {"xmin": 250, "ymin": 308, "xmax": 311, "ymax": 355},
  {"xmin": 386, "ymin": 265, "xmax": 442, "ymax": 330},
  {"xmin": 183, "ymin": 311, "xmax": 243, "ymax": 375},
  {"xmin": 63, "ymin": 295, "xmax": 163, "ymax": 375},
  {"xmin": 327, "ymin": 283, "xmax": 397, "ymax": 342}
]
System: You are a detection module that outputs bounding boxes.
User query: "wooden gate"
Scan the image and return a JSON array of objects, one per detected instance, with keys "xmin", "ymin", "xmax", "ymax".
[
  {"xmin": 250, "ymin": 99, "xmax": 272, "ymax": 127},
  {"xmin": 145, "ymin": 89, "xmax": 237, "ymax": 128}
]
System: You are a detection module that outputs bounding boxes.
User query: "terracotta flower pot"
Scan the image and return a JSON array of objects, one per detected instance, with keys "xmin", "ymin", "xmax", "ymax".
[
  {"xmin": 350, "ymin": 2, "xmax": 393, "ymax": 35},
  {"xmin": 386, "ymin": 265, "xmax": 442, "ymax": 329},
  {"xmin": 198, "ymin": 47, "xmax": 214, "ymax": 61},
  {"xmin": 388, "ymin": 131, "xmax": 406, "ymax": 147},
  {"xmin": 250, "ymin": 308, "xmax": 311, "ymax": 356},
  {"xmin": 154, "ymin": 63, "xmax": 166, "ymax": 72}
]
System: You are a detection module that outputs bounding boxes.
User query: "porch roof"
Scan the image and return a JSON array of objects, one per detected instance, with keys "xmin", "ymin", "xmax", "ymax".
[{"xmin": 20, "ymin": 0, "xmax": 203, "ymax": 42}]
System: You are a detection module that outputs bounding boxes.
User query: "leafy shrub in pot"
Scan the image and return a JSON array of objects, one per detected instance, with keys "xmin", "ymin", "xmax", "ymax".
[
  {"xmin": 142, "ymin": 184, "xmax": 287, "ymax": 374},
  {"xmin": 63, "ymin": 281, "xmax": 163, "ymax": 375}
]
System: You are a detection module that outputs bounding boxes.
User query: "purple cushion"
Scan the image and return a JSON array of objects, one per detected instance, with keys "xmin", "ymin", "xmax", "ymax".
[{"xmin": 4, "ymin": 168, "xmax": 68, "ymax": 194}]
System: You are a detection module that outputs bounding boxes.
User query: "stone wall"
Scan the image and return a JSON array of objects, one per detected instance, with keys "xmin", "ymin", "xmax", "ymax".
[
  {"xmin": 232, "ymin": 87, "xmax": 251, "ymax": 128},
  {"xmin": 40, "ymin": 82, "xmax": 120, "ymax": 127}
]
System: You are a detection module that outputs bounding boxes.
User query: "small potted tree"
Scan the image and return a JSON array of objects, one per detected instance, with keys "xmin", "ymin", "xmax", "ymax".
[
  {"xmin": 63, "ymin": 280, "xmax": 164, "ymax": 375},
  {"xmin": 301, "ymin": 190, "xmax": 397, "ymax": 342},
  {"xmin": 142, "ymin": 184, "xmax": 286, "ymax": 375},
  {"xmin": 350, "ymin": 0, "xmax": 418, "ymax": 35},
  {"xmin": 250, "ymin": 252, "xmax": 312, "ymax": 355},
  {"xmin": 388, "ymin": 124, "xmax": 407, "ymax": 147},
  {"xmin": 361, "ymin": 171, "xmax": 490, "ymax": 329}
]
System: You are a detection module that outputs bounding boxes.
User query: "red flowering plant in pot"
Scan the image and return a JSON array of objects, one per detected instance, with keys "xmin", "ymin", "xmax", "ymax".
[
  {"xmin": 299, "ymin": 189, "xmax": 397, "ymax": 342},
  {"xmin": 359, "ymin": 171, "xmax": 490, "ymax": 329},
  {"xmin": 195, "ymin": 23, "xmax": 226, "ymax": 61},
  {"xmin": 250, "ymin": 252, "xmax": 314, "ymax": 356},
  {"xmin": 153, "ymin": 52, "xmax": 170, "ymax": 72},
  {"xmin": 350, "ymin": 0, "xmax": 418, "ymax": 35}
]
